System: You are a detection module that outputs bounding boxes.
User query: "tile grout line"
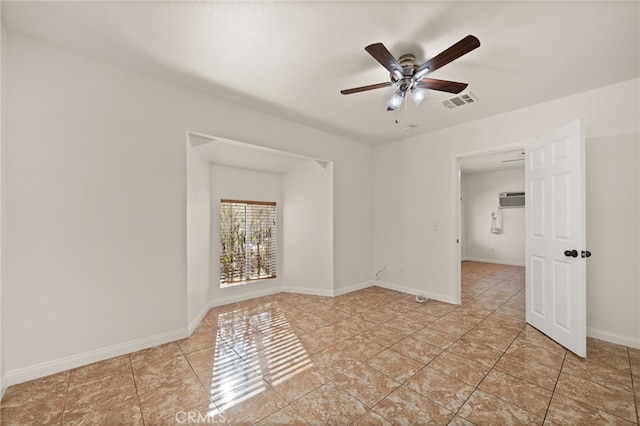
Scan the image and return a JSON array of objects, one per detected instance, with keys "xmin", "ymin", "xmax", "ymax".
[
  {"xmin": 541, "ymin": 346, "xmax": 568, "ymax": 423},
  {"xmin": 127, "ymin": 354, "xmax": 148, "ymax": 426},
  {"xmin": 627, "ymin": 348, "xmax": 640, "ymax": 425}
]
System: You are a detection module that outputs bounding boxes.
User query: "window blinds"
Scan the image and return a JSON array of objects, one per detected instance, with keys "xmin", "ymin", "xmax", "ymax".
[{"xmin": 219, "ymin": 199, "xmax": 277, "ymax": 285}]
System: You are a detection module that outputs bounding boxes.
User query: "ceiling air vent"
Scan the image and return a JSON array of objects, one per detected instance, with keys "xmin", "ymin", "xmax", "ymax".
[{"xmin": 442, "ymin": 92, "xmax": 478, "ymax": 109}]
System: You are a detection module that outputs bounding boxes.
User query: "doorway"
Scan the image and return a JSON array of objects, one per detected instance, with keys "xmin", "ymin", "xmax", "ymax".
[{"xmin": 454, "ymin": 143, "xmax": 528, "ymax": 304}]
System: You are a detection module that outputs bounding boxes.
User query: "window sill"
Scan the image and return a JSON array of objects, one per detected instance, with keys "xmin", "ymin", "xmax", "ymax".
[{"xmin": 220, "ymin": 276, "xmax": 277, "ymax": 289}]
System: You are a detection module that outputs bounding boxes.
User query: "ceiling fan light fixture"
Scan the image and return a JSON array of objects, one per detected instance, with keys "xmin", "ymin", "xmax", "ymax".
[
  {"xmin": 411, "ymin": 87, "xmax": 429, "ymax": 106},
  {"xmin": 387, "ymin": 90, "xmax": 406, "ymax": 111}
]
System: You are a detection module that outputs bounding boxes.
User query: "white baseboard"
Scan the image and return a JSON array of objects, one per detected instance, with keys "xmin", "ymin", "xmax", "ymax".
[
  {"xmin": 281, "ymin": 285, "xmax": 334, "ymax": 297},
  {"xmin": 587, "ymin": 327, "xmax": 640, "ymax": 349},
  {"xmin": 463, "ymin": 257, "xmax": 525, "ymax": 267},
  {"xmin": 4, "ymin": 328, "xmax": 188, "ymax": 387},
  {"xmin": 210, "ymin": 286, "xmax": 283, "ymax": 308},
  {"xmin": 188, "ymin": 303, "xmax": 213, "ymax": 334},
  {"xmin": 373, "ymin": 280, "xmax": 459, "ymax": 305},
  {"xmin": 333, "ymin": 280, "xmax": 373, "ymax": 297},
  {"xmin": 0, "ymin": 373, "xmax": 7, "ymax": 399}
]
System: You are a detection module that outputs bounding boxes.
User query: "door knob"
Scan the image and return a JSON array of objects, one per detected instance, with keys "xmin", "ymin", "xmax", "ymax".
[
  {"xmin": 581, "ymin": 250, "xmax": 592, "ymax": 258},
  {"xmin": 564, "ymin": 249, "xmax": 578, "ymax": 258}
]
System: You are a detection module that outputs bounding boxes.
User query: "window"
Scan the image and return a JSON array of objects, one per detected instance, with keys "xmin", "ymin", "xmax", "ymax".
[{"xmin": 219, "ymin": 199, "xmax": 277, "ymax": 286}]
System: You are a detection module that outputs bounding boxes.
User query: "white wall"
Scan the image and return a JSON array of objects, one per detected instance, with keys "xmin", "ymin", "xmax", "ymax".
[
  {"xmin": 3, "ymin": 32, "xmax": 374, "ymax": 384},
  {"xmin": 186, "ymin": 138, "xmax": 211, "ymax": 331},
  {"xmin": 0, "ymin": 6, "xmax": 7, "ymax": 398},
  {"xmin": 209, "ymin": 165, "xmax": 284, "ymax": 305},
  {"xmin": 282, "ymin": 161, "xmax": 334, "ymax": 295},
  {"xmin": 585, "ymin": 133, "xmax": 640, "ymax": 345},
  {"xmin": 374, "ymin": 78, "xmax": 640, "ymax": 347},
  {"xmin": 462, "ymin": 169, "xmax": 525, "ymax": 266}
]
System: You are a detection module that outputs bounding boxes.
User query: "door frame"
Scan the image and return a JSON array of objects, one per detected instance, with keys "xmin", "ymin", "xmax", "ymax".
[{"xmin": 452, "ymin": 140, "xmax": 533, "ymax": 303}]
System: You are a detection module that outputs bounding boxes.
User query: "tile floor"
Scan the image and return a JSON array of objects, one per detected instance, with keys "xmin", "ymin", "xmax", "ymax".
[{"xmin": 1, "ymin": 261, "xmax": 639, "ymax": 425}]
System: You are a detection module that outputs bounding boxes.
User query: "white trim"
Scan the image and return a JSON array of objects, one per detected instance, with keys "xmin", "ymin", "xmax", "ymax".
[
  {"xmin": 587, "ymin": 327, "xmax": 640, "ymax": 350},
  {"xmin": 0, "ymin": 374, "xmax": 7, "ymax": 399},
  {"xmin": 210, "ymin": 286, "xmax": 283, "ymax": 308},
  {"xmin": 333, "ymin": 280, "xmax": 373, "ymax": 296},
  {"xmin": 4, "ymin": 328, "xmax": 187, "ymax": 387},
  {"xmin": 374, "ymin": 280, "xmax": 459, "ymax": 305},
  {"xmin": 187, "ymin": 302, "xmax": 213, "ymax": 334},
  {"xmin": 462, "ymin": 257, "xmax": 525, "ymax": 267},
  {"xmin": 281, "ymin": 285, "xmax": 334, "ymax": 298}
]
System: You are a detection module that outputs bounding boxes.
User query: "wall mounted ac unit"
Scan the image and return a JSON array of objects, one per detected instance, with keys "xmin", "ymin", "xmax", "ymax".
[{"xmin": 499, "ymin": 192, "xmax": 525, "ymax": 208}]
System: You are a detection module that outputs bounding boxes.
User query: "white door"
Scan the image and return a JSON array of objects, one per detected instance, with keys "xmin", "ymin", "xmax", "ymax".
[{"xmin": 525, "ymin": 119, "xmax": 587, "ymax": 357}]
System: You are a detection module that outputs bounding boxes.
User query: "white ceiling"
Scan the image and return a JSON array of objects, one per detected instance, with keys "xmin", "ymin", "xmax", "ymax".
[{"xmin": 2, "ymin": 1, "xmax": 638, "ymax": 145}]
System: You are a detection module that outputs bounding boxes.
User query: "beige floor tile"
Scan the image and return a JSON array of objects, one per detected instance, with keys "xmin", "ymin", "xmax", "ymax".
[
  {"xmin": 333, "ymin": 363, "xmax": 401, "ymax": 408},
  {"xmin": 494, "ymin": 352, "xmax": 560, "ymax": 390},
  {"xmin": 410, "ymin": 326, "xmax": 459, "ymax": 349},
  {"xmin": 382, "ymin": 317, "xmax": 424, "ymax": 335},
  {"xmin": 585, "ymin": 337, "xmax": 633, "ymax": 370},
  {"xmin": 0, "ymin": 396, "xmax": 66, "ymax": 426},
  {"xmin": 562, "ymin": 353, "xmax": 633, "ymax": 393},
  {"xmin": 291, "ymin": 381, "xmax": 367, "ymax": 425},
  {"xmin": 546, "ymin": 392, "xmax": 636, "ymax": 425},
  {"xmin": 458, "ymin": 390, "xmax": 544, "ymax": 425},
  {"xmin": 474, "ymin": 312, "xmax": 526, "ymax": 340},
  {"xmin": 428, "ymin": 351, "xmax": 491, "ymax": 387},
  {"xmin": 366, "ymin": 349, "xmax": 424, "ymax": 383},
  {"xmin": 216, "ymin": 382, "xmax": 287, "ymax": 425},
  {"xmin": 397, "ymin": 309, "xmax": 439, "ymax": 326},
  {"xmin": 460, "ymin": 327, "xmax": 513, "ymax": 352},
  {"xmin": 268, "ymin": 366, "xmax": 328, "ymax": 403},
  {"xmin": 334, "ymin": 334, "xmax": 386, "ymax": 361},
  {"xmin": 131, "ymin": 347, "xmax": 200, "ymax": 395},
  {"xmin": 404, "ymin": 367, "xmax": 475, "ymax": 412},
  {"xmin": 372, "ymin": 386, "xmax": 454, "ymax": 425},
  {"xmin": 137, "ymin": 372, "xmax": 210, "ymax": 425},
  {"xmin": 309, "ymin": 346, "xmax": 362, "ymax": 381},
  {"xmin": 255, "ymin": 405, "xmax": 311, "ymax": 425},
  {"xmin": 412, "ymin": 300, "xmax": 457, "ymax": 318},
  {"xmin": 446, "ymin": 339, "xmax": 503, "ymax": 368},
  {"xmin": 4, "ymin": 262, "xmax": 638, "ymax": 426},
  {"xmin": 506, "ymin": 340, "xmax": 566, "ymax": 371},
  {"xmin": 429, "ymin": 317, "xmax": 475, "ymax": 338},
  {"xmin": 555, "ymin": 370, "xmax": 637, "ymax": 422},
  {"xmin": 389, "ymin": 336, "xmax": 443, "ymax": 364},
  {"xmin": 62, "ymin": 397, "xmax": 143, "ymax": 426},
  {"xmin": 352, "ymin": 410, "xmax": 393, "ymax": 425},
  {"xmin": 68, "ymin": 355, "xmax": 131, "ymax": 388},
  {"xmin": 1, "ymin": 371, "xmax": 69, "ymax": 408},
  {"xmin": 359, "ymin": 324, "xmax": 409, "ymax": 347},
  {"xmin": 64, "ymin": 372, "xmax": 137, "ymax": 412},
  {"xmin": 478, "ymin": 369, "xmax": 552, "ymax": 417},
  {"xmin": 516, "ymin": 325, "xmax": 567, "ymax": 355}
]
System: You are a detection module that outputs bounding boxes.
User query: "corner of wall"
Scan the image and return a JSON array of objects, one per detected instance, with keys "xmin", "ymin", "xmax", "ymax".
[{"xmin": 0, "ymin": 8, "xmax": 7, "ymax": 400}]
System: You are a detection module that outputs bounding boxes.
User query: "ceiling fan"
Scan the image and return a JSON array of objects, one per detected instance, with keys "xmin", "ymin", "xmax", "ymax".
[{"xmin": 341, "ymin": 35, "xmax": 480, "ymax": 111}]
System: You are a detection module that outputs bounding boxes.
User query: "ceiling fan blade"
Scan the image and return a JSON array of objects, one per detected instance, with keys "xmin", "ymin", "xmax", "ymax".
[
  {"xmin": 340, "ymin": 82, "xmax": 393, "ymax": 95},
  {"xmin": 365, "ymin": 43, "xmax": 403, "ymax": 76},
  {"xmin": 414, "ymin": 35, "xmax": 480, "ymax": 77},
  {"xmin": 416, "ymin": 78, "xmax": 468, "ymax": 94}
]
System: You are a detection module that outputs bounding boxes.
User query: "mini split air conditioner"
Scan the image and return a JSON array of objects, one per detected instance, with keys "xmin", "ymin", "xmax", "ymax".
[{"xmin": 499, "ymin": 192, "xmax": 525, "ymax": 208}]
